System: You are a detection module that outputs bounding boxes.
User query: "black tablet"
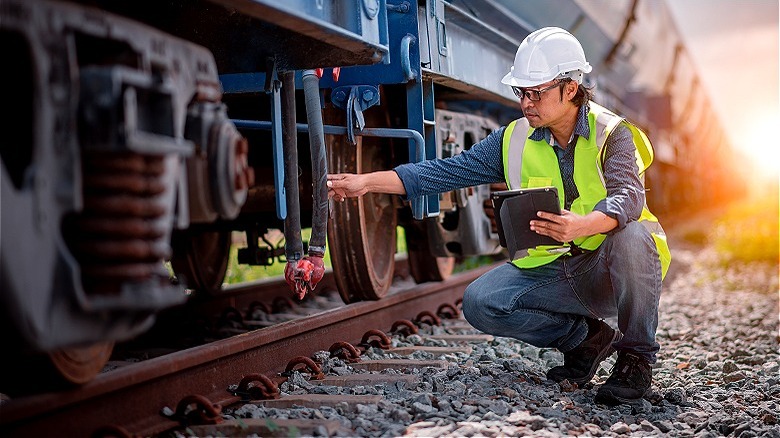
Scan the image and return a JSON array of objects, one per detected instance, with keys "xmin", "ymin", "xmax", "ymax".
[{"xmin": 491, "ymin": 187, "xmax": 564, "ymax": 259}]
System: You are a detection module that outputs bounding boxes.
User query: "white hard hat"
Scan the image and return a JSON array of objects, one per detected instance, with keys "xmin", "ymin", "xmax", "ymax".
[{"xmin": 502, "ymin": 27, "xmax": 592, "ymax": 88}]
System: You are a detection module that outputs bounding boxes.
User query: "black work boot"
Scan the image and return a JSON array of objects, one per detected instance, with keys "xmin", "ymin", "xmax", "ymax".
[
  {"xmin": 595, "ymin": 351, "xmax": 653, "ymax": 405},
  {"xmin": 546, "ymin": 319, "xmax": 621, "ymax": 386}
]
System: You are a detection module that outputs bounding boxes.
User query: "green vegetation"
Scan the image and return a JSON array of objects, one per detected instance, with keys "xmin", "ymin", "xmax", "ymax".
[
  {"xmin": 225, "ymin": 229, "xmax": 329, "ymax": 284},
  {"xmin": 222, "ymin": 225, "xmax": 507, "ymax": 286},
  {"xmin": 224, "ymin": 227, "xmax": 409, "ymax": 285},
  {"xmin": 454, "ymin": 255, "xmax": 503, "ymax": 273},
  {"xmin": 396, "ymin": 226, "xmax": 407, "ymax": 253},
  {"xmin": 224, "ymin": 242, "xmax": 286, "ymax": 284},
  {"xmin": 711, "ymin": 191, "xmax": 779, "ymax": 264}
]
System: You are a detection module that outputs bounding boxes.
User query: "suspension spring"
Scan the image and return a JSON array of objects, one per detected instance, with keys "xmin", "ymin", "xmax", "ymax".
[{"xmin": 63, "ymin": 150, "xmax": 172, "ymax": 295}]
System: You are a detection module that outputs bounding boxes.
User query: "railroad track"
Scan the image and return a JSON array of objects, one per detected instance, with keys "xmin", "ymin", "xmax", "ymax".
[{"xmin": 0, "ymin": 262, "xmax": 500, "ymax": 437}]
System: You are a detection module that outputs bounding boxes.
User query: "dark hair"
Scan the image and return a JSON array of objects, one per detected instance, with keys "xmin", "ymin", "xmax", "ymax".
[{"xmin": 559, "ymin": 78, "xmax": 593, "ymax": 106}]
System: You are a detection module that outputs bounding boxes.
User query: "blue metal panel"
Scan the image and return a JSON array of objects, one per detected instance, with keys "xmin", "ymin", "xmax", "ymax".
[
  {"xmin": 232, "ymin": 118, "xmax": 430, "ymax": 219},
  {"xmin": 220, "ymin": 73, "xmax": 267, "ymax": 94},
  {"xmin": 209, "ymin": 0, "xmax": 389, "ymax": 63},
  {"xmin": 231, "ymin": 120, "xmax": 425, "ymax": 148},
  {"xmin": 315, "ymin": 0, "xmax": 438, "ymax": 219},
  {"xmin": 398, "ymin": 75, "xmax": 438, "ymax": 219},
  {"xmin": 318, "ymin": 0, "xmax": 421, "ymax": 87},
  {"xmin": 422, "ymin": 78, "xmax": 439, "ymax": 217}
]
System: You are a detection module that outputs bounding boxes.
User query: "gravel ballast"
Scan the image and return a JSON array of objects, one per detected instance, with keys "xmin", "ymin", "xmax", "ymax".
[{"xmin": 217, "ymin": 245, "xmax": 779, "ymax": 437}]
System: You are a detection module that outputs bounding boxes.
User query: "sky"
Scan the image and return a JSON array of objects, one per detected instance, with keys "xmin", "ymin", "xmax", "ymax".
[{"xmin": 665, "ymin": 0, "xmax": 779, "ymax": 181}]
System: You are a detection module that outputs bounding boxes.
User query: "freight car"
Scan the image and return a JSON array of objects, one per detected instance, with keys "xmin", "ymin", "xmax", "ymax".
[{"xmin": 0, "ymin": 0, "xmax": 736, "ymax": 386}]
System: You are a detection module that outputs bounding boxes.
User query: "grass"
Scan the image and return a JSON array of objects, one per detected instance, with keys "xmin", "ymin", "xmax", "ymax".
[
  {"xmin": 710, "ymin": 190, "xmax": 779, "ymax": 265},
  {"xmin": 224, "ymin": 242, "xmax": 287, "ymax": 283},
  {"xmin": 454, "ymin": 255, "xmax": 503, "ymax": 273},
  {"xmin": 694, "ymin": 190, "xmax": 780, "ymax": 295},
  {"xmin": 222, "ymin": 225, "xmax": 503, "ymax": 285},
  {"xmin": 224, "ymin": 227, "xmax": 409, "ymax": 285}
]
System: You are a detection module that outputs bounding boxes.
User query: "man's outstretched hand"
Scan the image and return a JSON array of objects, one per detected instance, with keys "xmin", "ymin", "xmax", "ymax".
[
  {"xmin": 327, "ymin": 173, "xmax": 367, "ymax": 202},
  {"xmin": 327, "ymin": 171, "xmax": 407, "ymax": 202}
]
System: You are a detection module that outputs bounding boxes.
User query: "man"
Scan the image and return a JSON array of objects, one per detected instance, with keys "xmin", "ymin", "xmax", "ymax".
[{"xmin": 327, "ymin": 27, "xmax": 671, "ymax": 405}]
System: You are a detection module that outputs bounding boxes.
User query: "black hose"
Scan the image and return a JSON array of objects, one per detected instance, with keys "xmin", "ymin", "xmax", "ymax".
[
  {"xmin": 302, "ymin": 70, "xmax": 328, "ymax": 257},
  {"xmin": 281, "ymin": 71, "xmax": 303, "ymax": 261}
]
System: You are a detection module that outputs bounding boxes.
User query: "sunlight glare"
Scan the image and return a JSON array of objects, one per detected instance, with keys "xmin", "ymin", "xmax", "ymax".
[{"xmin": 740, "ymin": 112, "xmax": 780, "ymax": 180}]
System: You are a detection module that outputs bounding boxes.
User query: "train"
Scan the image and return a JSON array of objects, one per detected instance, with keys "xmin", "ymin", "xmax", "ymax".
[{"xmin": 0, "ymin": 0, "xmax": 739, "ymax": 388}]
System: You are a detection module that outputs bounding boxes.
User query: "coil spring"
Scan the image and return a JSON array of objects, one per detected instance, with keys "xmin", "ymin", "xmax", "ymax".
[{"xmin": 63, "ymin": 151, "xmax": 171, "ymax": 295}]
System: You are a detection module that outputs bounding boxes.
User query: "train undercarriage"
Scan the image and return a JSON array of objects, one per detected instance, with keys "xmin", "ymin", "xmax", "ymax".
[
  {"xmin": 0, "ymin": 0, "xmax": 503, "ymax": 389},
  {"xmin": 1, "ymin": 0, "xmax": 737, "ymax": 390}
]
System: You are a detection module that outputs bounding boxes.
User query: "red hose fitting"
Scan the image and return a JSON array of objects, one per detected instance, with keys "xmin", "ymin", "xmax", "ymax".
[{"xmin": 284, "ymin": 255, "xmax": 325, "ymax": 300}]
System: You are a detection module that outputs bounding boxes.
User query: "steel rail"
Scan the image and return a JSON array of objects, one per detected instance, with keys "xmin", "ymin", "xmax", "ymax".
[
  {"xmin": 184, "ymin": 257, "xmax": 409, "ymax": 316},
  {"xmin": 0, "ymin": 262, "xmax": 500, "ymax": 437}
]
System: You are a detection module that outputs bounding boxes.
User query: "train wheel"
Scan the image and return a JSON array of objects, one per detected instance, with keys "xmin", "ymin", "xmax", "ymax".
[
  {"xmin": 1, "ymin": 342, "xmax": 115, "ymax": 395},
  {"xmin": 170, "ymin": 229, "xmax": 231, "ymax": 294},
  {"xmin": 405, "ymin": 219, "xmax": 455, "ymax": 283},
  {"xmin": 47, "ymin": 342, "xmax": 115, "ymax": 385},
  {"xmin": 326, "ymin": 132, "xmax": 397, "ymax": 303}
]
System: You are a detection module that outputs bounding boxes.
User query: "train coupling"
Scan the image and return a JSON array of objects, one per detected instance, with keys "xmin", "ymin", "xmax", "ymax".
[{"xmin": 284, "ymin": 255, "xmax": 325, "ymax": 300}]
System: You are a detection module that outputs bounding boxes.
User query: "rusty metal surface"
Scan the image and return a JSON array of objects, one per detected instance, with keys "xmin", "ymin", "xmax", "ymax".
[
  {"xmin": 0, "ymin": 262, "xmax": 499, "ymax": 437},
  {"xmin": 185, "ymin": 256, "xmax": 408, "ymax": 315}
]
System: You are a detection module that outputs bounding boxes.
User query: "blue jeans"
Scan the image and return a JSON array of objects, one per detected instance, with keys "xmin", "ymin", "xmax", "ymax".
[{"xmin": 462, "ymin": 221, "xmax": 663, "ymax": 363}]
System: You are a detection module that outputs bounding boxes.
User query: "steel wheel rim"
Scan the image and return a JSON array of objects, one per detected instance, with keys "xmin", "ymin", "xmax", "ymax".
[
  {"xmin": 47, "ymin": 342, "xmax": 114, "ymax": 385},
  {"xmin": 171, "ymin": 230, "xmax": 231, "ymax": 294},
  {"xmin": 327, "ymin": 132, "xmax": 396, "ymax": 302}
]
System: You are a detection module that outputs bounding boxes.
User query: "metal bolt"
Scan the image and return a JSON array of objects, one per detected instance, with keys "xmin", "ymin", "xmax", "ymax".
[
  {"xmin": 362, "ymin": 90, "xmax": 374, "ymax": 101},
  {"xmin": 334, "ymin": 90, "xmax": 346, "ymax": 101}
]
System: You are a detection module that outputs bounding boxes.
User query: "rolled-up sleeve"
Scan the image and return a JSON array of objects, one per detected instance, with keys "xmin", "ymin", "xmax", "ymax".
[
  {"xmin": 592, "ymin": 124, "xmax": 645, "ymax": 231},
  {"xmin": 394, "ymin": 127, "xmax": 505, "ymax": 200}
]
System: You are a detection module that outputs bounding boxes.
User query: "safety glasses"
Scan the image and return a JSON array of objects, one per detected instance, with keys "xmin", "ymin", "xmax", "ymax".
[{"xmin": 511, "ymin": 81, "xmax": 563, "ymax": 101}]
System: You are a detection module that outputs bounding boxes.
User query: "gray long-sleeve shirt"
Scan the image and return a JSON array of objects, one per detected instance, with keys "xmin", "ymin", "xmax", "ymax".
[{"xmin": 394, "ymin": 104, "xmax": 645, "ymax": 230}]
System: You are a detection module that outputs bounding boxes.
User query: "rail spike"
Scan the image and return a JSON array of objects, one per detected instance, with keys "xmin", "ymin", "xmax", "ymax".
[
  {"xmin": 272, "ymin": 296, "xmax": 296, "ymax": 313},
  {"xmin": 233, "ymin": 373, "xmax": 281, "ymax": 400},
  {"xmin": 437, "ymin": 303, "xmax": 460, "ymax": 319},
  {"xmin": 217, "ymin": 306, "xmax": 244, "ymax": 328},
  {"xmin": 390, "ymin": 319, "xmax": 419, "ymax": 336},
  {"xmin": 245, "ymin": 300, "xmax": 272, "ymax": 320},
  {"xmin": 166, "ymin": 394, "xmax": 222, "ymax": 426},
  {"xmin": 454, "ymin": 298, "xmax": 464, "ymax": 310},
  {"xmin": 329, "ymin": 341, "xmax": 362, "ymax": 363},
  {"xmin": 283, "ymin": 356, "xmax": 325, "ymax": 380},
  {"xmin": 359, "ymin": 329, "xmax": 392, "ymax": 350},
  {"xmin": 414, "ymin": 310, "xmax": 442, "ymax": 327}
]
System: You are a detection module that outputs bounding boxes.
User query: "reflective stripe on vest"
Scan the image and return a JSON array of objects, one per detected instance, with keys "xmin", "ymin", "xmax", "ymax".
[
  {"xmin": 502, "ymin": 101, "xmax": 671, "ymax": 279},
  {"xmin": 591, "ymin": 101, "xmax": 655, "ymax": 184},
  {"xmin": 503, "ymin": 118, "xmax": 530, "ymax": 190}
]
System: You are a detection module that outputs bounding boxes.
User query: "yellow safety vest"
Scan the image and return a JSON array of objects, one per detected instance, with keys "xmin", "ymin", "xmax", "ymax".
[{"xmin": 501, "ymin": 101, "xmax": 671, "ymax": 279}]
